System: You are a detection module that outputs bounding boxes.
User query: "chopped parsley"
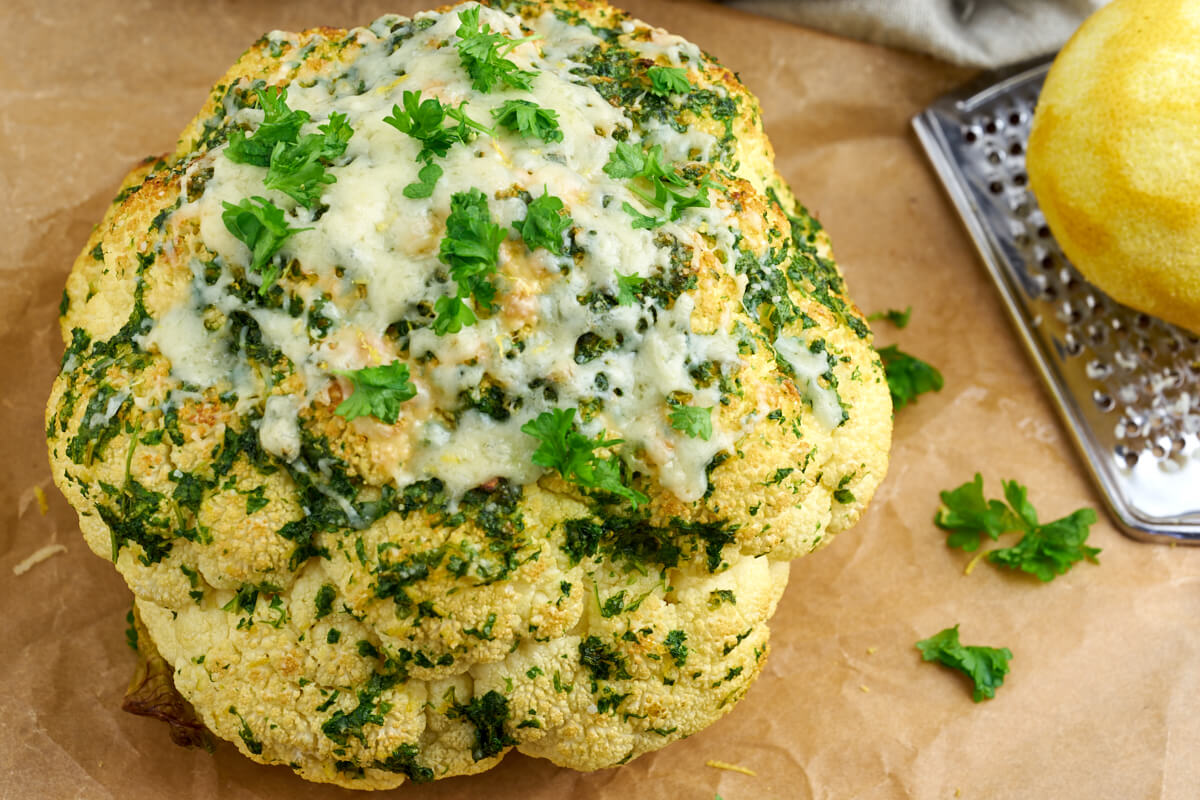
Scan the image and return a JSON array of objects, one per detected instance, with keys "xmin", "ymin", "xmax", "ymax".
[
  {"xmin": 667, "ymin": 404, "xmax": 712, "ymax": 441},
  {"xmin": 334, "ymin": 360, "xmax": 417, "ymax": 424},
  {"xmin": 521, "ymin": 407, "xmax": 648, "ymax": 507},
  {"xmin": 220, "ymin": 196, "xmax": 310, "ymax": 294},
  {"xmin": 455, "ymin": 6, "xmax": 538, "ymax": 93},
  {"xmin": 434, "ymin": 189, "xmax": 506, "ymax": 334},
  {"xmin": 513, "ymin": 189, "xmax": 572, "ymax": 255},
  {"xmin": 916, "ymin": 625, "xmax": 1012, "ymax": 702},
  {"xmin": 877, "ymin": 344, "xmax": 943, "ymax": 410}
]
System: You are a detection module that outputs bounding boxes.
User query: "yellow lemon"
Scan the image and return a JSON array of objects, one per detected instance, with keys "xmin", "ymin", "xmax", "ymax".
[{"xmin": 1027, "ymin": 0, "xmax": 1200, "ymax": 334}]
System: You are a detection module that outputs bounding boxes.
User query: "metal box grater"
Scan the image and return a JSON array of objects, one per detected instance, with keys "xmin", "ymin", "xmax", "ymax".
[{"xmin": 912, "ymin": 56, "xmax": 1200, "ymax": 543}]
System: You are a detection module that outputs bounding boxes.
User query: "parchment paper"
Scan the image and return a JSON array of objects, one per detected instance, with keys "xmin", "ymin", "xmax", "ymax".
[{"xmin": 4, "ymin": 1, "xmax": 1199, "ymax": 798}]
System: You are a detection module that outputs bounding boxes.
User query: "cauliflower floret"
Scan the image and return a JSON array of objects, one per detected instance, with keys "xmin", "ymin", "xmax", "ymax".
[{"xmin": 45, "ymin": 0, "xmax": 891, "ymax": 789}]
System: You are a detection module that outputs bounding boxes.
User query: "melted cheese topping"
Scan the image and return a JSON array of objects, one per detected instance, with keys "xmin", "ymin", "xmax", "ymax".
[{"xmin": 145, "ymin": 2, "xmax": 761, "ymax": 503}]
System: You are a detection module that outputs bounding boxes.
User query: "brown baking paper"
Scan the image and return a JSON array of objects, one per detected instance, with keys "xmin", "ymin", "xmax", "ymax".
[{"xmin": 4, "ymin": 1, "xmax": 1200, "ymax": 797}]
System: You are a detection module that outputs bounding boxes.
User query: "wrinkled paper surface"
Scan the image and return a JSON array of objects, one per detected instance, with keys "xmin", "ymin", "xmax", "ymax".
[{"xmin": 4, "ymin": 1, "xmax": 1199, "ymax": 797}]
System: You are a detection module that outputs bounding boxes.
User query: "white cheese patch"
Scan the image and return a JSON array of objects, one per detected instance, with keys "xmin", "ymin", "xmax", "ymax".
[{"xmin": 773, "ymin": 336, "xmax": 844, "ymax": 430}]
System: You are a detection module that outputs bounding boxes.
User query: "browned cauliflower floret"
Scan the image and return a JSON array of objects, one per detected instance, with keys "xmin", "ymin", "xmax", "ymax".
[{"xmin": 46, "ymin": 0, "xmax": 891, "ymax": 788}]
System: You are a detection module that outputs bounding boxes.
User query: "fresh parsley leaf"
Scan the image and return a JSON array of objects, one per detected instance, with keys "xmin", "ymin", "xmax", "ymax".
[
  {"xmin": 916, "ymin": 625, "xmax": 1012, "ymax": 702},
  {"xmin": 987, "ymin": 499, "xmax": 1100, "ymax": 582},
  {"xmin": 226, "ymin": 86, "xmax": 310, "ymax": 167},
  {"xmin": 935, "ymin": 473, "xmax": 1021, "ymax": 551},
  {"xmin": 868, "ymin": 306, "xmax": 912, "ymax": 328},
  {"xmin": 878, "ymin": 344, "xmax": 943, "ymax": 409},
  {"xmin": 434, "ymin": 189, "xmax": 506, "ymax": 334},
  {"xmin": 521, "ymin": 408, "xmax": 648, "ymax": 507},
  {"xmin": 620, "ymin": 201, "xmax": 665, "ymax": 230},
  {"xmin": 455, "ymin": 6, "xmax": 538, "ymax": 93},
  {"xmin": 403, "ymin": 162, "xmax": 444, "ymax": 199},
  {"xmin": 937, "ymin": 475, "xmax": 1101, "ymax": 580},
  {"xmin": 668, "ymin": 404, "xmax": 712, "ymax": 440},
  {"xmin": 258, "ymin": 112, "xmax": 354, "ymax": 208},
  {"xmin": 605, "ymin": 142, "xmax": 710, "ymax": 223},
  {"xmin": 492, "ymin": 99, "xmax": 563, "ymax": 142},
  {"xmin": 647, "ymin": 65, "xmax": 691, "ymax": 96},
  {"xmin": 125, "ymin": 609, "xmax": 139, "ymax": 651},
  {"xmin": 514, "ymin": 189, "xmax": 572, "ymax": 254},
  {"xmin": 383, "ymin": 91, "xmax": 492, "ymax": 165},
  {"xmin": 264, "ymin": 142, "xmax": 334, "ymax": 207},
  {"xmin": 220, "ymin": 196, "xmax": 310, "ymax": 294},
  {"xmin": 334, "ymin": 360, "xmax": 417, "ymax": 424},
  {"xmin": 615, "ymin": 270, "xmax": 645, "ymax": 305},
  {"xmin": 603, "ymin": 142, "xmax": 648, "ymax": 180}
]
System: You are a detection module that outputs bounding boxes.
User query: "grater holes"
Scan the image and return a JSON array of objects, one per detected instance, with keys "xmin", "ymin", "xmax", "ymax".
[
  {"xmin": 1009, "ymin": 141, "xmax": 1024, "ymax": 156},
  {"xmin": 1063, "ymin": 332, "xmax": 1084, "ymax": 357},
  {"xmin": 1114, "ymin": 444, "xmax": 1139, "ymax": 469},
  {"xmin": 1012, "ymin": 172, "xmax": 1028, "ymax": 187},
  {"xmin": 1086, "ymin": 358, "xmax": 1111, "ymax": 379},
  {"xmin": 986, "ymin": 149, "xmax": 1003, "ymax": 165},
  {"xmin": 1094, "ymin": 390, "xmax": 1115, "ymax": 412}
]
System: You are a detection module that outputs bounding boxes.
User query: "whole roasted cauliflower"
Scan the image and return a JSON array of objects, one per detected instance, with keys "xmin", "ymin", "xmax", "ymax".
[{"xmin": 46, "ymin": 0, "xmax": 891, "ymax": 788}]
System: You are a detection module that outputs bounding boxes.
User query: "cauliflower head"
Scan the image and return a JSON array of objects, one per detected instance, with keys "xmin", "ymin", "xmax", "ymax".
[{"xmin": 46, "ymin": 0, "xmax": 891, "ymax": 788}]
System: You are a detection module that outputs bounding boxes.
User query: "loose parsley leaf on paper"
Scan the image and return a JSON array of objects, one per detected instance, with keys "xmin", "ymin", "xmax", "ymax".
[
  {"xmin": 226, "ymin": 86, "xmax": 310, "ymax": 167},
  {"xmin": 221, "ymin": 196, "xmax": 310, "ymax": 294},
  {"xmin": 334, "ymin": 360, "xmax": 417, "ymax": 424},
  {"xmin": 668, "ymin": 404, "xmax": 713, "ymax": 441},
  {"xmin": 867, "ymin": 306, "xmax": 912, "ymax": 329},
  {"xmin": 647, "ymin": 65, "xmax": 691, "ymax": 96},
  {"xmin": 492, "ymin": 99, "xmax": 563, "ymax": 142},
  {"xmin": 935, "ymin": 473, "xmax": 1021, "ymax": 552},
  {"xmin": 615, "ymin": 270, "xmax": 645, "ymax": 306},
  {"xmin": 916, "ymin": 625, "xmax": 1012, "ymax": 702},
  {"xmin": 521, "ymin": 407, "xmax": 648, "ymax": 507},
  {"xmin": 455, "ymin": 6, "xmax": 538, "ymax": 93},
  {"xmin": 936, "ymin": 474, "xmax": 1101, "ymax": 580},
  {"xmin": 877, "ymin": 344, "xmax": 943, "ymax": 409},
  {"xmin": 434, "ymin": 189, "xmax": 507, "ymax": 335},
  {"xmin": 514, "ymin": 189, "xmax": 573, "ymax": 254}
]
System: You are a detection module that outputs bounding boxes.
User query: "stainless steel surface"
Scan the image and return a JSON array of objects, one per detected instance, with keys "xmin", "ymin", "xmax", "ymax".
[{"xmin": 912, "ymin": 56, "xmax": 1200, "ymax": 543}]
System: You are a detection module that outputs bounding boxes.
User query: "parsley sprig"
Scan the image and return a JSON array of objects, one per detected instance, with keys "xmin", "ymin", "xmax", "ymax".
[
  {"xmin": 383, "ymin": 91, "xmax": 493, "ymax": 197},
  {"xmin": 937, "ymin": 474, "xmax": 1100, "ymax": 581},
  {"xmin": 334, "ymin": 360, "xmax": 417, "ymax": 424},
  {"xmin": 513, "ymin": 189, "xmax": 573, "ymax": 255},
  {"xmin": 603, "ymin": 141, "xmax": 712, "ymax": 228},
  {"xmin": 264, "ymin": 112, "xmax": 355, "ymax": 208},
  {"xmin": 455, "ymin": 6, "xmax": 539, "ymax": 93},
  {"xmin": 434, "ymin": 189, "xmax": 507, "ymax": 335},
  {"xmin": 916, "ymin": 626, "xmax": 1012, "ymax": 702},
  {"xmin": 226, "ymin": 87, "xmax": 310, "ymax": 167},
  {"xmin": 491, "ymin": 99, "xmax": 563, "ymax": 142},
  {"xmin": 521, "ymin": 408, "xmax": 648, "ymax": 507},
  {"xmin": 868, "ymin": 306, "xmax": 912, "ymax": 329},
  {"xmin": 220, "ymin": 197, "xmax": 311, "ymax": 294},
  {"xmin": 878, "ymin": 344, "xmax": 943, "ymax": 409}
]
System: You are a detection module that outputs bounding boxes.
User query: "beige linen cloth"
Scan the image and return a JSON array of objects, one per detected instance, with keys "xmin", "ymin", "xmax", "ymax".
[{"xmin": 724, "ymin": 0, "xmax": 1108, "ymax": 67}]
